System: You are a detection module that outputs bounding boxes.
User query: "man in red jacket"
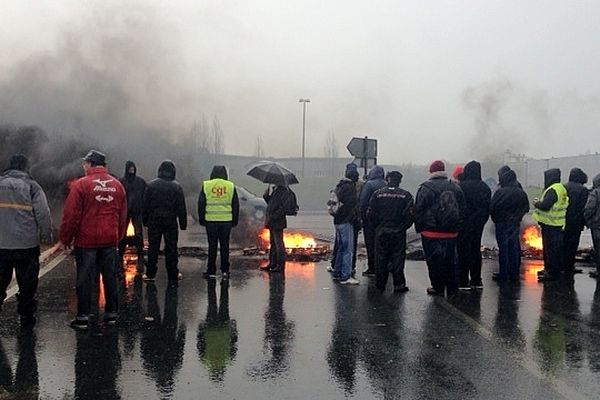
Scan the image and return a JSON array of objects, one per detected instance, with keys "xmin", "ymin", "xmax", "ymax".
[{"xmin": 59, "ymin": 150, "xmax": 127, "ymax": 330}]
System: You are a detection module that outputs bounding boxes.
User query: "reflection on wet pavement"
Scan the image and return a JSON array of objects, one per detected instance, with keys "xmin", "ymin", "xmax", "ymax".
[{"xmin": 0, "ymin": 256, "xmax": 599, "ymax": 398}]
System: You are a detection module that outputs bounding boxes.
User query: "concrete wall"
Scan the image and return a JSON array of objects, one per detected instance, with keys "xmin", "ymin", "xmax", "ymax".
[{"xmin": 508, "ymin": 153, "xmax": 600, "ymax": 187}]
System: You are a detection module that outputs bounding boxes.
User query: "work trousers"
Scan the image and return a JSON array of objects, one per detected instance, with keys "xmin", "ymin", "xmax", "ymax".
[
  {"xmin": 495, "ymin": 223, "xmax": 521, "ymax": 280},
  {"xmin": 563, "ymin": 225, "xmax": 583, "ymax": 273},
  {"xmin": 74, "ymin": 247, "xmax": 118, "ymax": 319},
  {"xmin": 118, "ymin": 214, "xmax": 144, "ymax": 258},
  {"xmin": 457, "ymin": 225, "xmax": 485, "ymax": 286},
  {"xmin": 541, "ymin": 225, "xmax": 564, "ymax": 278},
  {"xmin": 146, "ymin": 222, "xmax": 180, "ymax": 280},
  {"xmin": 374, "ymin": 227, "xmax": 407, "ymax": 290},
  {"xmin": 269, "ymin": 228, "xmax": 286, "ymax": 271},
  {"xmin": 421, "ymin": 236, "xmax": 458, "ymax": 296},
  {"xmin": 206, "ymin": 222, "xmax": 232, "ymax": 274},
  {"xmin": 0, "ymin": 247, "xmax": 40, "ymax": 316},
  {"xmin": 363, "ymin": 221, "xmax": 376, "ymax": 271}
]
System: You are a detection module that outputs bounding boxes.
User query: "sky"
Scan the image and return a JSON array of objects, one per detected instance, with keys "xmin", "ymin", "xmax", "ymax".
[{"xmin": 0, "ymin": 0, "xmax": 599, "ymax": 164}]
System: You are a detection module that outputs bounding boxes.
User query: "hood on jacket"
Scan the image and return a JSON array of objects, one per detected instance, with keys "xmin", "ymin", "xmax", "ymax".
[
  {"xmin": 462, "ymin": 160, "xmax": 482, "ymax": 181},
  {"xmin": 125, "ymin": 161, "xmax": 137, "ymax": 177},
  {"xmin": 210, "ymin": 165, "xmax": 228, "ymax": 180},
  {"xmin": 367, "ymin": 165, "xmax": 385, "ymax": 181},
  {"xmin": 5, "ymin": 154, "xmax": 29, "ymax": 173},
  {"xmin": 451, "ymin": 165, "xmax": 464, "ymax": 181},
  {"xmin": 568, "ymin": 168, "xmax": 587, "ymax": 185},
  {"xmin": 498, "ymin": 165, "xmax": 511, "ymax": 180},
  {"xmin": 544, "ymin": 168, "xmax": 561, "ymax": 189},
  {"xmin": 158, "ymin": 160, "xmax": 176, "ymax": 180},
  {"xmin": 499, "ymin": 169, "xmax": 517, "ymax": 187},
  {"xmin": 593, "ymin": 174, "xmax": 600, "ymax": 189}
]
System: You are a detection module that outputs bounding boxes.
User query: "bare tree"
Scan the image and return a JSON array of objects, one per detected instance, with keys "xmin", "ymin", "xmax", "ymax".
[
  {"xmin": 324, "ymin": 130, "xmax": 338, "ymax": 176},
  {"xmin": 211, "ymin": 115, "xmax": 225, "ymax": 154},
  {"xmin": 255, "ymin": 135, "xmax": 264, "ymax": 158},
  {"xmin": 189, "ymin": 116, "xmax": 211, "ymax": 153}
]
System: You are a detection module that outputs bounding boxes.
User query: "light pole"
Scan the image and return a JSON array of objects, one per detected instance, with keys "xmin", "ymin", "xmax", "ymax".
[{"xmin": 299, "ymin": 98, "xmax": 310, "ymax": 177}]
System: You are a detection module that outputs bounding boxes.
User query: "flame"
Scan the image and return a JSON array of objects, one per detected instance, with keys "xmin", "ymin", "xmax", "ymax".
[
  {"xmin": 522, "ymin": 225, "xmax": 543, "ymax": 250},
  {"xmin": 126, "ymin": 220, "xmax": 135, "ymax": 237},
  {"xmin": 258, "ymin": 228, "xmax": 317, "ymax": 250}
]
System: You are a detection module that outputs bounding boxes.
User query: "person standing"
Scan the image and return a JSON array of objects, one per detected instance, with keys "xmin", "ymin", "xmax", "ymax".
[
  {"xmin": 367, "ymin": 171, "xmax": 414, "ymax": 292},
  {"xmin": 60, "ymin": 150, "xmax": 127, "ymax": 330},
  {"xmin": 359, "ymin": 165, "xmax": 386, "ymax": 275},
  {"xmin": 457, "ymin": 160, "xmax": 491, "ymax": 290},
  {"xmin": 0, "ymin": 155, "xmax": 52, "ymax": 327},
  {"xmin": 262, "ymin": 185, "xmax": 292, "ymax": 273},
  {"xmin": 533, "ymin": 168, "xmax": 569, "ymax": 282},
  {"xmin": 198, "ymin": 166, "xmax": 239, "ymax": 280},
  {"xmin": 331, "ymin": 168, "xmax": 359, "ymax": 285},
  {"xmin": 142, "ymin": 161, "xmax": 187, "ymax": 282},
  {"xmin": 563, "ymin": 168, "xmax": 589, "ymax": 274},
  {"xmin": 490, "ymin": 170, "xmax": 530, "ymax": 282},
  {"xmin": 584, "ymin": 174, "xmax": 600, "ymax": 279},
  {"xmin": 118, "ymin": 161, "xmax": 147, "ymax": 272},
  {"xmin": 415, "ymin": 160, "xmax": 465, "ymax": 296}
]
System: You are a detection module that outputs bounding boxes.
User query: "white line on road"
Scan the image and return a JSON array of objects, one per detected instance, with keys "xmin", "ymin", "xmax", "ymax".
[
  {"xmin": 409, "ymin": 275, "xmax": 587, "ymax": 400},
  {"xmin": 4, "ymin": 245, "xmax": 68, "ymax": 301}
]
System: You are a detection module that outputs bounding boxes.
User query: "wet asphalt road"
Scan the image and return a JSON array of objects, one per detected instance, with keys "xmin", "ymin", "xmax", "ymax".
[{"xmin": 1, "ymin": 214, "xmax": 600, "ymax": 399}]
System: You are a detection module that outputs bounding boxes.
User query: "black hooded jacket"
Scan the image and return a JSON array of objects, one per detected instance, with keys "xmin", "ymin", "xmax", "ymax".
[
  {"xmin": 197, "ymin": 165, "xmax": 240, "ymax": 226},
  {"xmin": 143, "ymin": 161, "xmax": 187, "ymax": 229},
  {"xmin": 490, "ymin": 170, "xmax": 530, "ymax": 224},
  {"xmin": 458, "ymin": 161, "xmax": 491, "ymax": 231},
  {"xmin": 333, "ymin": 178, "xmax": 358, "ymax": 225},
  {"xmin": 120, "ymin": 161, "xmax": 147, "ymax": 216},
  {"xmin": 534, "ymin": 168, "xmax": 562, "ymax": 212},
  {"xmin": 564, "ymin": 168, "xmax": 589, "ymax": 230}
]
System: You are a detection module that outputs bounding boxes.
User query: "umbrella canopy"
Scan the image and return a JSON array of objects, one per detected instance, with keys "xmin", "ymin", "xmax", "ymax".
[{"xmin": 246, "ymin": 161, "xmax": 299, "ymax": 186}]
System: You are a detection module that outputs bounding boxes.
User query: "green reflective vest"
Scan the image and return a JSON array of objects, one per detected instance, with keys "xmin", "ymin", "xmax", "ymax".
[
  {"xmin": 532, "ymin": 182, "xmax": 569, "ymax": 229},
  {"xmin": 203, "ymin": 179, "xmax": 235, "ymax": 222}
]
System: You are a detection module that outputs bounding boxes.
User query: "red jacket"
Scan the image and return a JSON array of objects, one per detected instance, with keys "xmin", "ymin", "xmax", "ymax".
[{"xmin": 59, "ymin": 167, "xmax": 127, "ymax": 248}]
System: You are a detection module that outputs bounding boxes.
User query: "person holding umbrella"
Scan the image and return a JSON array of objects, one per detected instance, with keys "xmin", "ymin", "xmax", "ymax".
[{"xmin": 247, "ymin": 161, "xmax": 299, "ymax": 273}]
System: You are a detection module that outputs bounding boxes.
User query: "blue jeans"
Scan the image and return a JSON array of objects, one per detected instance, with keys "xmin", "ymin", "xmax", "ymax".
[
  {"xmin": 334, "ymin": 223, "xmax": 354, "ymax": 281},
  {"xmin": 74, "ymin": 247, "xmax": 119, "ymax": 319},
  {"xmin": 495, "ymin": 223, "xmax": 521, "ymax": 280}
]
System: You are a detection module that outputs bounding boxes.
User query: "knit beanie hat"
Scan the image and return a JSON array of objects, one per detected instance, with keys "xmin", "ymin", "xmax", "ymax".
[{"xmin": 429, "ymin": 160, "xmax": 445, "ymax": 173}]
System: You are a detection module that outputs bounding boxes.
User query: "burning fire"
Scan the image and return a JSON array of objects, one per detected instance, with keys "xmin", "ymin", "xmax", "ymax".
[
  {"xmin": 126, "ymin": 220, "xmax": 135, "ymax": 237},
  {"xmin": 522, "ymin": 225, "xmax": 543, "ymax": 250},
  {"xmin": 258, "ymin": 228, "xmax": 317, "ymax": 250}
]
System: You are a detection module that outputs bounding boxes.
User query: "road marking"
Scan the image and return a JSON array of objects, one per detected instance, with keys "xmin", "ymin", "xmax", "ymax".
[
  {"xmin": 408, "ymin": 274, "xmax": 586, "ymax": 400},
  {"xmin": 4, "ymin": 246, "xmax": 68, "ymax": 301}
]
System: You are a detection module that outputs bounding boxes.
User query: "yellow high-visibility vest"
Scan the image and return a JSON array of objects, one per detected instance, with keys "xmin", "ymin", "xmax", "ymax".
[
  {"xmin": 203, "ymin": 179, "xmax": 234, "ymax": 222},
  {"xmin": 532, "ymin": 182, "xmax": 569, "ymax": 229}
]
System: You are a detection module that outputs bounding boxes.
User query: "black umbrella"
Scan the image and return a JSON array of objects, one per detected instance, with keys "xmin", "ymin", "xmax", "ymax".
[{"xmin": 246, "ymin": 161, "xmax": 299, "ymax": 186}]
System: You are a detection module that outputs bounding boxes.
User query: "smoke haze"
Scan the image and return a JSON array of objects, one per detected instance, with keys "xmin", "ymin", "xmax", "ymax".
[{"xmin": 1, "ymin": 0, "xmax": 600, "ymax": 165}]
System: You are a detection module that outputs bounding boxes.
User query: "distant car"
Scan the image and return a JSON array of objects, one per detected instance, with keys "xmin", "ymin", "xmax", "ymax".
[{"xmin": 232, "ymin": 186, "xmax": 267, "ymax": 246}]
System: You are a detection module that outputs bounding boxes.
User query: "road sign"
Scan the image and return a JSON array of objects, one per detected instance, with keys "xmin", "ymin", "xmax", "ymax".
[
  {"xmin": 346, "ymin": 137, "xmax": 377, "ymax": 158},
  {"xmin": 352, "ymin": 157, "xmax": 376, "ymax": 169}
]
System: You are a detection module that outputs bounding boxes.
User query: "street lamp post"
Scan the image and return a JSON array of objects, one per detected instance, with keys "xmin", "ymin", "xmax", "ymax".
[{"xmin": 298, "ymin": 98, "xmax": 310, "ymax": 178}]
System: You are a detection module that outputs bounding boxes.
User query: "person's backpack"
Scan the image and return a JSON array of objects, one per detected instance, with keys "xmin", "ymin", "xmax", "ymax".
[
  {"xmin": 424, "ymin": 181, "xmax": 461, "ymax": 230},
  {"xmin": 284, "ymin": 188, "xmax": 299, "ymax": 216},
  {"xmin": 327, "ymin": 187, "xmax": 342, "ymax": 216}
]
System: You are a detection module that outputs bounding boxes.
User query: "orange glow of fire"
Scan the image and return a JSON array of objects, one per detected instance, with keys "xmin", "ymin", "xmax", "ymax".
[
  {"xmin": 522, "ymin": 225, "xmax": 543, "ymax": 250},
  {"xmin": 258, "ymin": 228, "xmax": 317, "ymax": 250},
  {"xmin": 126, "ymin": 220, "xmax": 135, "ymax": 237}
]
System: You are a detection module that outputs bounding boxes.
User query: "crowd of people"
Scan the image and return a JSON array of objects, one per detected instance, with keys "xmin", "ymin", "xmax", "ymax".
[
  {"xmin": 2, "ymin": 148, "xmax": 600, "ymax": 331},
  {"xmin": 328, "ymin": 160, "xmax": 600, "ymax": 297}
]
